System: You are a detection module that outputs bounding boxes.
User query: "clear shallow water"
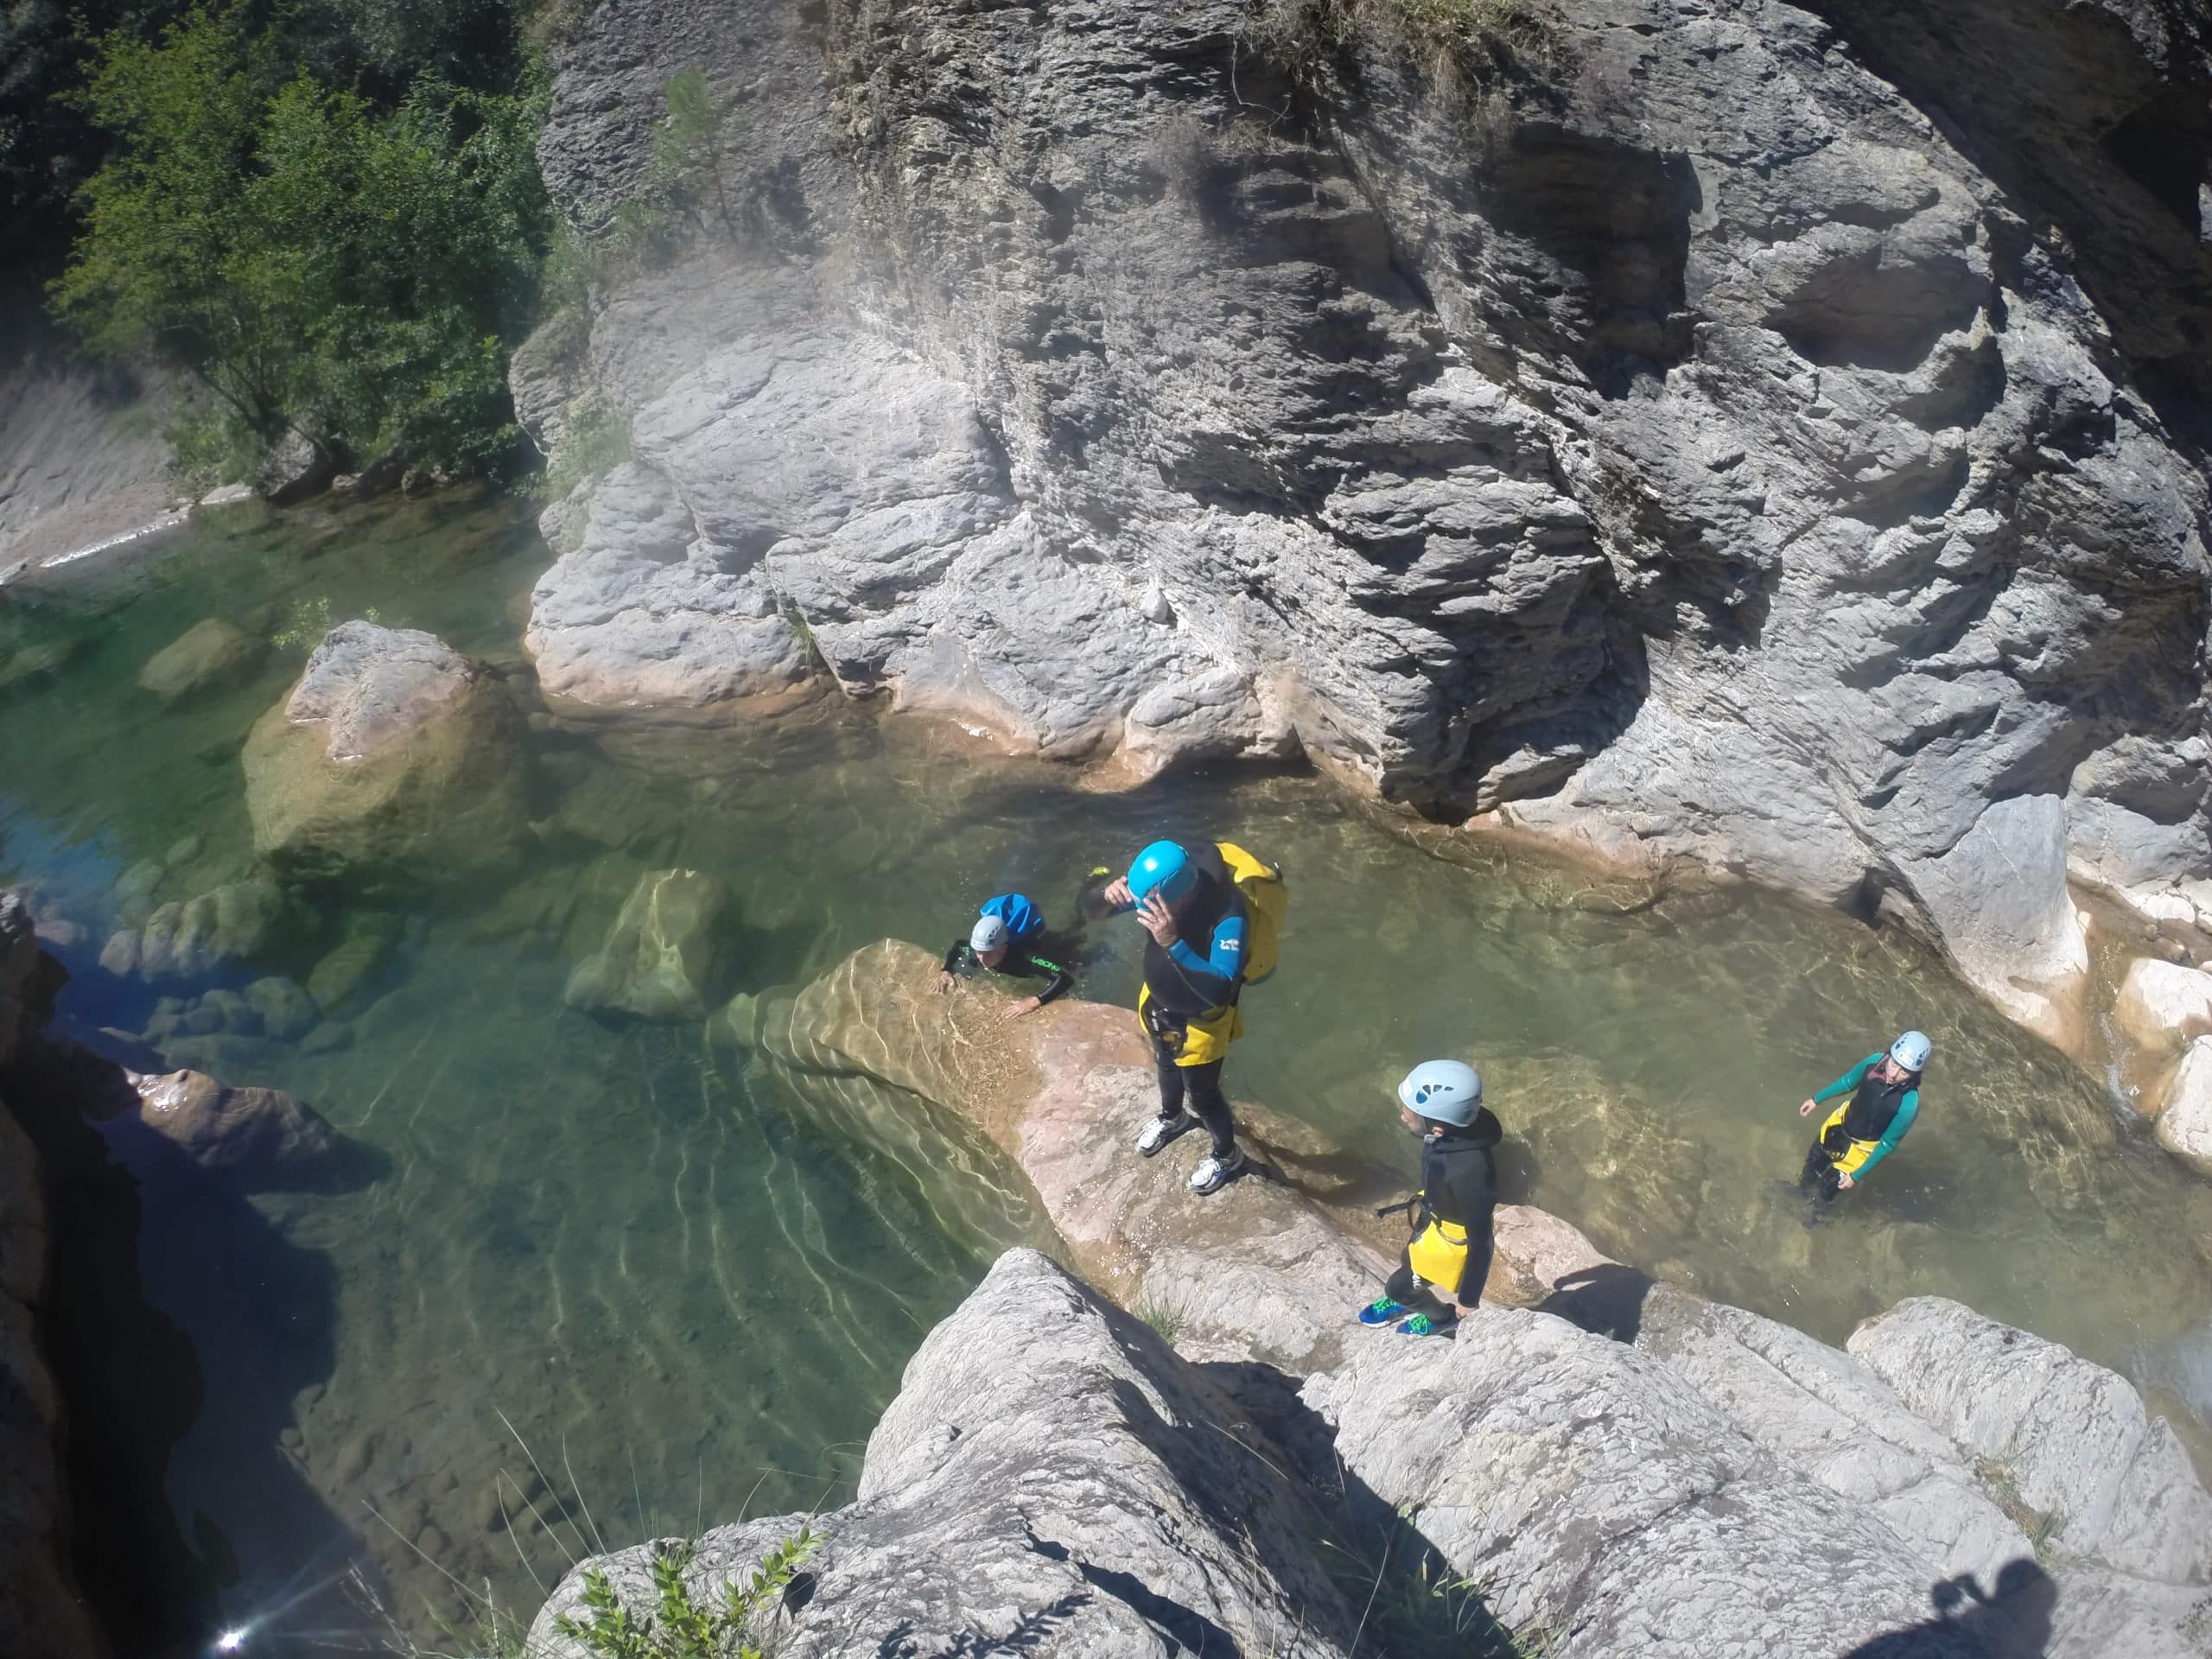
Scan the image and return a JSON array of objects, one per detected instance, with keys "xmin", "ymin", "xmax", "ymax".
[{"xmin": 3, "ymin": 494, "xmax": 2210, "ymax": 1656}]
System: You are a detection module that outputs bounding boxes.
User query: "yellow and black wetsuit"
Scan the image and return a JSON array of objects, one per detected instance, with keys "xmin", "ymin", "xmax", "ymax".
[
  {"xmin": 1387, "ymin": 1108, "xmax": 1503, "ymax": 1327},
  {"xmin": 1135, "ymin": 842, "xmax": 1249, "ymax": 1070},
  {"xmin": 1798, "ymin": 1053, "xmax": 1922, "ymax": 1201}
]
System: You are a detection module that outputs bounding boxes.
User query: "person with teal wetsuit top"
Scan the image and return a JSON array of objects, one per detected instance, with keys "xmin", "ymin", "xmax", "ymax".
[{"xmin": 1796, "ymin": 1030, "xmax": 1929, "ymax": 1203}]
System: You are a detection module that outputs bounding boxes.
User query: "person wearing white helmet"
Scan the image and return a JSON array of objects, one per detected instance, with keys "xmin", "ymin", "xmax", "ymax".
[
  {"xmin": 936, "ymin": 893, "xmax": 1073, "ymax": 1021},
  {"xmin": 1795, "ymin": 1030, "xmax": 1930, "ymax": 1204},
  {"xmin": 1357, "ymin": 1059, "xmax": 1502, "ymax": 1339}
]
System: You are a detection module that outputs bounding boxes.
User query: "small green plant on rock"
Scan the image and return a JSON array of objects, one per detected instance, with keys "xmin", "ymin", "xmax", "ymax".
[
  {"xmin": 554, "ymin": 1530, "xmax": 818, "ymax": 1659},
  {"xmin": 272, "ymin": 595, "xmax": 383, "ymax": 652},
  {"xmin": 1245, "ymin": 0, "xmax": 1564, "ymax": 102}
]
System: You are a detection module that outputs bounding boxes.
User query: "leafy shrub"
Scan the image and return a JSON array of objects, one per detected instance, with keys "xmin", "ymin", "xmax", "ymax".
[
  {"xmin": 1245, "ymin": 0, "xmax": 1564, "ymax": 98},
  {"xmin": 553, "ymin": 1530, "xmax": 819, "ymax": 1659},
  {"xmin": 51, "ymin": 3, "xmax": 551, "ymax": 479}
]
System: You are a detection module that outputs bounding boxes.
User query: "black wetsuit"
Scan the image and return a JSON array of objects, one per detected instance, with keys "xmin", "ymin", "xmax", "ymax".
[
  {"xmin": 941, "ymin": 939, "xmax": 1074, "ymax": 1006},
  {"xmin": 1386, "ymin": 1109, "xmax": 1503, "ymax": 1329},
  {"xmin": 1138, "ymin": 845, "xmax": 1247, "ymax": 1159}
]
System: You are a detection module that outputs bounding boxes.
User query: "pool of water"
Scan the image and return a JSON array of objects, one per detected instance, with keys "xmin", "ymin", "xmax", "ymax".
[{"xmin": 4, "ymin": 493, "xmax": 2210, "ymax": 1656}]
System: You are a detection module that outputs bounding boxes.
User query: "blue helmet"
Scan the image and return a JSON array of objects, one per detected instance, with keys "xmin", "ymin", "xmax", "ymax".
[
  {"xmin": 1397, "ymin": 1060, "xmax": 1482, "ymax": 1126},
  {"xmin": 1889, "ymin": 1030, "xmax": 1931, "ymax": 1073},
  {"xmin": 1128, "ymin": 841, "xmax": 1198, "ymax": 906}
]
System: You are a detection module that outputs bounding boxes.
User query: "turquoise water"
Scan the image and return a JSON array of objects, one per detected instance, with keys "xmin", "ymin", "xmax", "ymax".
[{"xmin": 3, "ymin": 493, "xmax": 2209, "ymax": 1656}]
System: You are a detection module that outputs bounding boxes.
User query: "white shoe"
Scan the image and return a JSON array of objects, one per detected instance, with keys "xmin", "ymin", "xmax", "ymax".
[
  {"xmin": 1189, "ymin": 1147, "xmax": 1244, "ymax": 1195},
  {"xmin": 1137, "ymin": 1114, "xmax": 1199, "ymax": 1157}
]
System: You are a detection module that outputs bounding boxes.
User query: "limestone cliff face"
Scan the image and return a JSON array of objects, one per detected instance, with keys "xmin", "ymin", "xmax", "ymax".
[{"xmin": 523, "ymin": 0, "xmax": 2212, "ymax": 1040}]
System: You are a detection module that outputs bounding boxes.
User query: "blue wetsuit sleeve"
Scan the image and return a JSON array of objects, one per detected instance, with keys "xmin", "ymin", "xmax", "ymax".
[
  {"xmin": 1812, "ymin": 1054, "xmax": 1880, "ymax": 1104},
  {"xmin": 1164, "ymin": 914, "xmax": 1246, "ymax": 1004},
  {"xmin": 1166, "ymin": 913, "xmax": 1246, "ymax": 978},
  {"xmin": 1853, "ymin": 1088, "xmax": 1917, "ymax": 1179}
]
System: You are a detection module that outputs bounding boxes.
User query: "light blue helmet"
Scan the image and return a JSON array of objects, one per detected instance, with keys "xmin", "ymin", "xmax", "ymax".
[
  {"xmin": 1397, "ymin": 1059, "xmax": 1482, "ymax": 1126},
  {"xmin": 1128, "ymin": 841, "xmax": 1197, "ymax": 906},
  {"xmin": 1889, "ymin": 1030, "xmax": 1931, "ymax": 1073},
  {"xmin": 970, "ymin": 913, "xmax": 1009, "ymax": 953}
]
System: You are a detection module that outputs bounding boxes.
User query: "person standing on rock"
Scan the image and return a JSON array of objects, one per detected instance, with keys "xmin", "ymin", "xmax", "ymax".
[
  {"xmin": 1795, "ymin": 1031, "xmax": 1930, "ymax": 1205},
  {"xmin": 1102, "ymin": 839, "xmax": 1286, "ymax": 1197},
  {"xmin": 1358, "ymin": 1061, "xmax": 1500, "ymax": 1338},
  {"xmin": 937, "ymin": 893, "xmax": 1074, "ymax": 1022}
]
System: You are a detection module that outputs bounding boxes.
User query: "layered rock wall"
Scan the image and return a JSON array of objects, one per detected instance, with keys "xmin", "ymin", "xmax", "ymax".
[{"xmin": 527, "ymin": 0, "xmax": 2211, "ymax": 1046}]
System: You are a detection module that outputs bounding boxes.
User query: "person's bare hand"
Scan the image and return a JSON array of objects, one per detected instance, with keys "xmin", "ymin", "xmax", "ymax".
[
  {"xmin": 1138, "ymin": 892, "xmax": 1179, "ymax": 948},
  {"xmin": 936, "ymin": 971, "xmax": 956, "ymax": 995},
  {"xmin": 1797, "ymin": 1097, "xmax": 1818, "ymax": 1117},
  {"xmin": 1835, "ymin": 1171, "xmax": 1856, "ymax": 1191},
  {"xmin": 1001, "ymin": 996, "xmax": 1041, "ymax": 1023},
  {"xmin": 1103, "ymin": 877, "xmax": 1134, "ymax": 909}
]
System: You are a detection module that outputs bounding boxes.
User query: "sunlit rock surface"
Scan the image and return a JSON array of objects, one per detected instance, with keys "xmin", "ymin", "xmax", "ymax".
[
  {"xmin": 241, "ymin": 620, "xmax": 531, "ymax": 883},
  {"xmin": 528, "ymin": 1249, "xmax": 1365, "ymax": 1659},
  {"xmin": 2158, "ymin": 1039, "xmax": 2212, "ymax": 1174},
  {"xmin": 706, "ymin": 942, "xmax": 2212, "ymax": 1658},
  {"xmin": 526, "ymin": 0, "xmax": 2210, "ymax": 1048}
]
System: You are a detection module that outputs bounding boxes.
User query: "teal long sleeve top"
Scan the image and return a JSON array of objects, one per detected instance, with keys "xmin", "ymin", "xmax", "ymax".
[{"xmin": 1811, "ymin": 1053, "xmax": 1920, "ymax": 1179}]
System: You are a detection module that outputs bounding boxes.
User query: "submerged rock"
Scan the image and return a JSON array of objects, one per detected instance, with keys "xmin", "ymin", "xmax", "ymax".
[
  {"xmin": 136, "ymin": 617, "xmax": 265, "ymax": 704},
  {"xmin": 241, "ymin": 621, "xmax": 531, "ymax": 885},
  {"xmin": 109, "ymin": 1066, "xmax": 337, "ymax": 1173},
  {"xmin": 563, "ymin": 867, "xmax": 734, "ymax": 1021},
  {"xmin": 115, "ymin": 874, "xmax": 299, "ymax": 981}
]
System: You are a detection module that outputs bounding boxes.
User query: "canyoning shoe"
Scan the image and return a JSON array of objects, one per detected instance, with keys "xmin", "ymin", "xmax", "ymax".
[
  {"xmin": 1357, "ymin": 1297, "xmax": 1411, "ymax": 1327},
  {"xmin": 1137, "ymin": 1114, "xmax": 1199, "ymax": 1157},
  {"xmin": 1189, "ymin": 1147, "xmax": 1244, "ymax": 1195},
  {"xmin": 1398, "ymin": 1313, "xmax": 1457, "ymax": 1339}
]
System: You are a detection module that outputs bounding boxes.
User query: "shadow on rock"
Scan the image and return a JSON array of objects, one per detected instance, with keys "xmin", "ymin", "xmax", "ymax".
[
  {"xmin": 9, "ymin": 1034, "xmax": 389, "ymax": 1656},
  {"xmin": 1536, "ymin": 1263, "xmax": 1658, "ymax": 1345},
  {"xmin": 1840, "ymin": 1558, "xmax": 2057, "ymax": 1658}
]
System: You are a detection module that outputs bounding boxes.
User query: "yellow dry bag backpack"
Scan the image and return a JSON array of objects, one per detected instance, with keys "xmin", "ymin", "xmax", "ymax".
[{"xmin": 1214, "ymin": 842, "xmax": 1287, "ymax": 988}]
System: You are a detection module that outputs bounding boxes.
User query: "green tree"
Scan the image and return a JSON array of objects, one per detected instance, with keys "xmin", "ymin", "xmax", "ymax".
[{"xmin": 50, "ymin": 3, "xmax": 550, "ymax": 477}]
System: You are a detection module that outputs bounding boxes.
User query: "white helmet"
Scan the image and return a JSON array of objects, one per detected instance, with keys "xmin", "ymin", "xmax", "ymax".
[
  {"xmin": 1889, "ymin": 1030, "xmax": 1931, "ymax": 1073},
  {"xmin": 970, "ymin": 913, "xmax": 1010, "ymax": 953},
  {"xmin": 1397, "ymin": 1059, "xmax": 1482, "ymax": 1126}
]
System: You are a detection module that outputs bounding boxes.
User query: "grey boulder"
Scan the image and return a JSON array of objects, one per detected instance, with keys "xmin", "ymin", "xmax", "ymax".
[
  {"xmin": 241, "ymin": 621, "xmax": 531, "ymax": 884},
  {"xmin": 526, "ymin": 1249, "xmax": 1358, "ymax": 1658}
]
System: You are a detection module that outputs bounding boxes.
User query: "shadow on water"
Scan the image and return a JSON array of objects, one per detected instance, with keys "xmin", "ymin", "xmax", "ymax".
[
  {"xmin": 10, "ymin": 1031, "xmax": 390, "ymax": 1657},
  {"xmin": 1840, "ymin": 1559, "xmax": 2058, "ymax": 1658}
]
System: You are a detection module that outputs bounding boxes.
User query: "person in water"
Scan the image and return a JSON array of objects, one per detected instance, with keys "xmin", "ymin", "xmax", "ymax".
[
  {"xmin": 937, "ymin": 893, "xmax": 1074, "ymax": 1022},
  {"xmin": 1101, "ymin": 840, "xmax": 1263, "ymax": 1196},
  {"xmin": 1358, "ymin": 1060, "xmax": 1500, "ymax": 1339},
  {"xmin": 1796, "ymin": 1030, "xmax": 1930, "ymax": 1202}
]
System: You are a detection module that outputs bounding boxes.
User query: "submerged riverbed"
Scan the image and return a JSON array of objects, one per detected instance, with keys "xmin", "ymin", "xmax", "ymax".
[{"xmin": 4, "ymin": 492, "xmax": 2210, "ymax": 1656}]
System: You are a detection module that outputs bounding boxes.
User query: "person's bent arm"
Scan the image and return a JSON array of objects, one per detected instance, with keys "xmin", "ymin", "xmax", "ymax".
[
  {"xmin": 1165, "ymin": 914, "xmax": 1246, "ymax": 1003},
  {"xmin": 1849, "ymin": 1088, "xmax": 1918, "ymax": 1180},
  {"xmin": 1028, "ymin": 955, "xmax": 1074, "ymax": 1007},
  {"xmin": 1802, "ymin": 1052, "xmax": 1879, "ymax": 1115}
]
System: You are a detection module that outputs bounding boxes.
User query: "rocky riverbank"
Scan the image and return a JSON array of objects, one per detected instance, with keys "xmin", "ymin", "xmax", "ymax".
[
  {"xmin": 518, "ymin": 0, "xmax": 2212, "ymax": 1107},
  {"xmin": 531, "ymin": 944, "xmax": 2212, "ymax": 1657}
]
